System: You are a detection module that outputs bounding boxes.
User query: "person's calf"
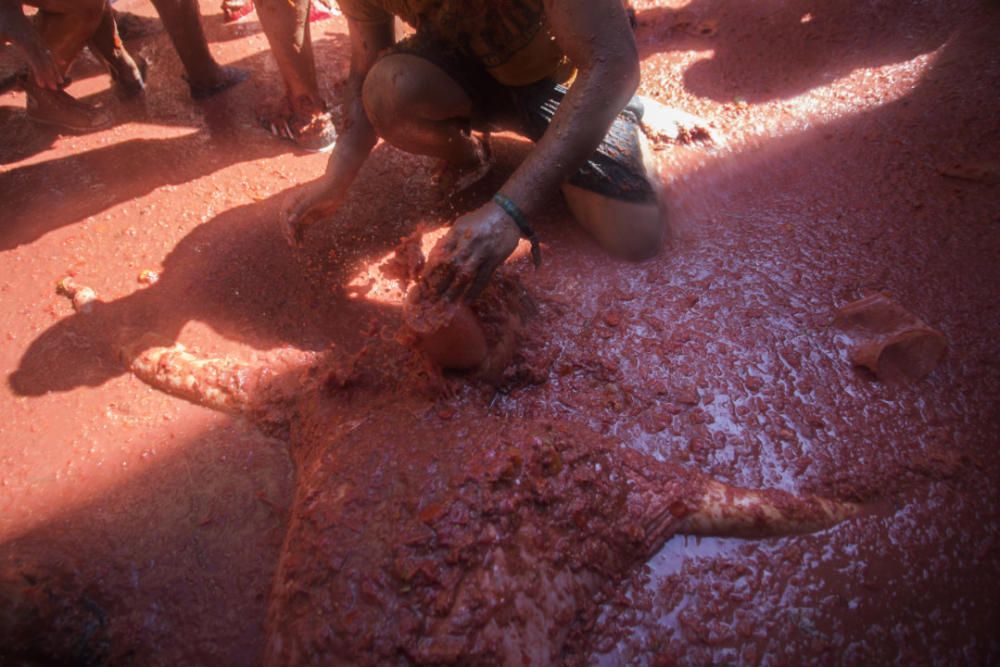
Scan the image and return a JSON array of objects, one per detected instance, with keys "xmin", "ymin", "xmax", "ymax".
[
  {"xmin": 33, "ymin": 1, "xmax": 106, "ymax": 74},
  {"xmin": 636, "ymin": 95, "xmax": 719, "ymax": 147},
  {"xmin": 88, "ymin": 8, "xmax": 146, "ymax": 97},
  {"xmin": 147, "ymin": 0, "xmax": 248, "ymax": 98}
]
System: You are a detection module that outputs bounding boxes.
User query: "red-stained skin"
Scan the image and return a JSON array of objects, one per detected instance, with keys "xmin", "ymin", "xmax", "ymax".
[{"xmin": 1, "ymin": 0, "xmax": 999, "ymax": 664}]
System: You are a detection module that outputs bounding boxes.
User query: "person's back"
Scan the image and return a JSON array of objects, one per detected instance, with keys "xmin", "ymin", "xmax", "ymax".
[{"xmin": 338, "ymin": 0, "xmax": 572, "ymax": 86}]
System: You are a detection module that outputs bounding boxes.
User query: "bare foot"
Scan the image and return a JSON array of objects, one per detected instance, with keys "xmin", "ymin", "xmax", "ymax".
[
  {"xmin": 23, "ymin": 79, "xmax": 112, "ymax": 132},
  {"xmin": 259, "ymin": 97, "xmax": 337, "ymax": 153},
  {"xmin": 636, "ymin": 96, "xmax": 720, "ymax": 147}
]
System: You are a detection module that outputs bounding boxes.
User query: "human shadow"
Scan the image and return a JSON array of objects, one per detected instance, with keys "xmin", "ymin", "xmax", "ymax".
[
  {"xmin": 0, "ymin": 135, "xmax": 535, "ymax": 665},
  {"xmin": 4, "ymin": 129, "xmax": 554, "ymax": 399},
  {"xmin": 633, "ymin": 0, "xmax": 964, "ymax": 103},
  {"xmin": 0, "ymin": 417, "xmax": 294, "ymax": 666},
  {"xmin": 0, "ymin": 0, "xmax": 964, "ymax": 248},
  {"xmin": 6, "ymin": 138, "xmax": 464, "ymax": 397}
]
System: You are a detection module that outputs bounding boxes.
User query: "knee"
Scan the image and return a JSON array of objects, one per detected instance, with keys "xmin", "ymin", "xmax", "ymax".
[{"xmin": 362, "ymin": 56, "xmax": 422, "ymax": 139}]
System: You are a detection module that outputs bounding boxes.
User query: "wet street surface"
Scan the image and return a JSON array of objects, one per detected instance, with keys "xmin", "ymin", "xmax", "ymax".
[{"xmin": 1, "ymin": 0, "xmax": 998, "ymax": 664}]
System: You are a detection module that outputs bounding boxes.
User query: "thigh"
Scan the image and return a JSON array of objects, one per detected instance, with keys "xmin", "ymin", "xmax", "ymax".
[{"xmin": 375, "ymin": 33, "xmax": 517, "ymax": 129}]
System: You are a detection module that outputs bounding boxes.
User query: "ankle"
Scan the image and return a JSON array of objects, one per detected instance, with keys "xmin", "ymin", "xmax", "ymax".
[
  {"xmin": 455, "ymin": 132, "xmax": 491, "ymax": 171},
  {"xmin": 186, "ymin": 60, "xmax": 227, "ymax": 89}
]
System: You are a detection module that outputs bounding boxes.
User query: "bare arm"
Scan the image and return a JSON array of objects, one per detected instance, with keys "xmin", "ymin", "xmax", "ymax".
[
  {"xmin": 281, "ymin": 17, "xmax": 394, "ymax": 244},
  {"xmin": 421, "ymin": 0, "xmax": 640, "ymax": 301},
  {"xmin": 501, "ymin": 0, "xmax": 639, "ymax": 216}
]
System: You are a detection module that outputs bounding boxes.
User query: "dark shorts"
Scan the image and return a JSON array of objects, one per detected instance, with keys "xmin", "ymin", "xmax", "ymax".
[{"xmin": 388, "ymin": 34, "xmax": 657, "ymax": 205}]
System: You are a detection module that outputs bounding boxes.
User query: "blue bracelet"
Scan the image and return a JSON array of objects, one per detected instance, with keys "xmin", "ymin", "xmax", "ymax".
[{"xmin": 492, "ymin": 193, "xmax": 541, "ymax": 268}]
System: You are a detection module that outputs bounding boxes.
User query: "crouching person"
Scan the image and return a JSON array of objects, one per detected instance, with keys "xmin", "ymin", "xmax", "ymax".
[{"xmin": 283, "ymin": 0, "xmax": 667, "ymax": 305}]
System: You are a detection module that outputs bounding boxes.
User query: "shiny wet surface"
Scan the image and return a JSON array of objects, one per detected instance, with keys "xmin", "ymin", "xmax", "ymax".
[{"xmin": 2, "ymin": 0, "xmax": 999, "ymax": 664}]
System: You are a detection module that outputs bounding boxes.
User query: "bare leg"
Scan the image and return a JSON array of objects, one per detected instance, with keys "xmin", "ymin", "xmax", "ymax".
[
  {"xmin": 363, "ymin": 53, "xmax": 663, "ymax": 248},
  {"xmin": 87, "ymin": 4, "xmax": 146, "ymax": 96},
  {"xmin": 255, "ymin": 0, "xmax": 319, "ymax": 112},
  {"xmin": 147, "ymin": 0, "xmax": 248, "ymax": 98},
  {"xmin": 21, "ymin": 0, "xmax": 112, "ymax": 130},
  {"xmin": 561, "ymin": 96, "xmax": 722, "ymax": 260},
  {"xmin": 30, "ymin": 0, "xmax": 104, "ymax": 74},
  {"xmin": 253, "ymin": 0, "xmax": 337, "ymax": 151},
  {"xmin": 362, "ymin": 53, "xmax": 486, "ymax": 169}
]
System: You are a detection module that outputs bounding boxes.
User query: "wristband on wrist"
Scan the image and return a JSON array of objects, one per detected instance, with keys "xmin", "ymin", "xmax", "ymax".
[{"xmin": 492, "ymin": 193, "xmax": 541, "ymax": 268}]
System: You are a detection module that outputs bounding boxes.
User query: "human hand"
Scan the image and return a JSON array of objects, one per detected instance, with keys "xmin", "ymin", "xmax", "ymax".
[
  {"xmin": 280, "ymin": 177, "xmax": 340, "ymax": 247},
  {"xmin": 421, "ymin": 201, "xmax": 521, "ymax": 303}
]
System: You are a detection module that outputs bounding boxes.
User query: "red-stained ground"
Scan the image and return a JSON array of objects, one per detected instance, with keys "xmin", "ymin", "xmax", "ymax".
[{"xmin": 1, "ymin": 0, "xmax": 999, "ymax": 664}]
